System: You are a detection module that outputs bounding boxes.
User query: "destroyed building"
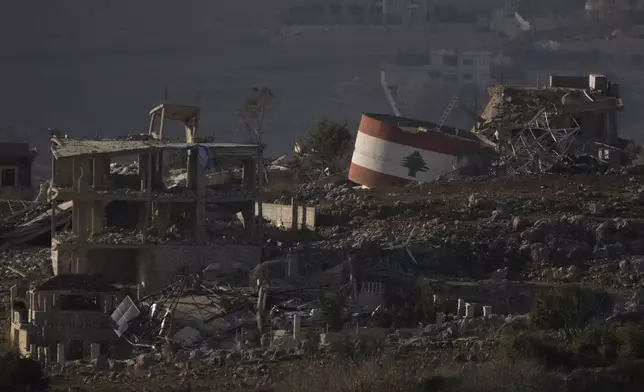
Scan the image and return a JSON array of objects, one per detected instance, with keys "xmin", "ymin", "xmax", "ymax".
[
  {"xmin": 9, "ymin": 274, "xmax": 121, "ymax": 360},
  {"xmin": 0, "ymin": 142, "xmax": 37, "ymax": 200},
  {"xmin": 475, "ymin": 73, "xmax": 625, "ymax": 173},
  {"xmin": 8, "ymin": 103, "xmax": 266, "ymax": 359},
  {"xmin": 48, "ymin": 105, "xmax": 264, "ymax": 293}
]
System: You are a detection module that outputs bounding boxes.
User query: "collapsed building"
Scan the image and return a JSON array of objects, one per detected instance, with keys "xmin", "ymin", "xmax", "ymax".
[
  {"xmin": 350, "ymin": 73, "xmax": 631, "ymax": 188},
  {"xmin": 48, "ymin": 136, "xmax": 263, "ymax": 292},
  {"xmin": 9, "ymin": 275, "xmax": 121, "ymax": 361},
  {"xmin": 9, "ymin": 103, "xmax": 265, "ymax": 359},
  {"xmin": 474, "ymin": 73, "xmax": 626, "ymax": 173}
]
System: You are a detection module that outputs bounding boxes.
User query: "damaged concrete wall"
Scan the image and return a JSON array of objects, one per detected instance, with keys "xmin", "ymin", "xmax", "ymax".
[
  {"xmin": 256, "ymin": 202, "xmax": 317, "ymax": 231},
  {"xmin": 141, "ymin": 245, "xmax": 261, "ymax": 292}
]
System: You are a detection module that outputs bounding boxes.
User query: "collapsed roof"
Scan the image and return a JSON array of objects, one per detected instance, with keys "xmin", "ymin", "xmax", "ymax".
[
  {"xmin": 34, "ymin": 273, "xmax": 118, "ymax": 292},
  {"xmin": 50, "ymin": 137, "xmax": 261, "ymax": 159},
  {"xmin": 475, "ymin": 84, "xmax": 623, "ymax": 137}
]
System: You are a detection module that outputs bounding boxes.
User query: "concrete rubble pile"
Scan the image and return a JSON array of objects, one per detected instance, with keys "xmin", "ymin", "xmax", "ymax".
[
  {"xmin": 5, "ymin": 96, "xmax": 644, "ymax": 391},
  {"xmin": 473, "ymin": 75, "xmax": 629, "ymax": 176},
  {"xmin": 279, "ymin": 172, "xmax": 644, "ymax": 290},
  {"xmin": 0, "ymin": 201, "xmax": 72, "ymax": 246}
]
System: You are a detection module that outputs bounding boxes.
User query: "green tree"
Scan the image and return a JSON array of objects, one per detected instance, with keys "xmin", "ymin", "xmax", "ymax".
[
  {"xmin": 400, "ymin": 151, "xmax": 429, "ymax": 177},
  {"xmin": 306, "ymin": 117, "xmax": 352, "ymax": 169},
  {"xmin": 532, "ymin": 287, "xmax": 613, "ymax": 339},
  {"xmin": 237, "ymin": 86, "xmax": 277, "ymax": 144}
]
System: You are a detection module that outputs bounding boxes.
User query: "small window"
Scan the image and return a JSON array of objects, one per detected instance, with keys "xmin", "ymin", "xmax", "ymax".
[
  {"xmin": 1, "ymin": 168, "xmax": 17, "ymax": 187},
  {"xmin": 462, "ymin": 58, "xmax": 474, "ymax": 66},
  {"xmin": 443, "ymin": 55, "xmax": 458, "ymax": 66},
  {"xmin": 444, "ymin": 73, "xmax": 458, "ymax": 82},
  {"xmin": 462, "ymin": 73, "xmax": 473, "ymax": 81},
  {"xmin": 428, "ymin": 70, "xmax": 442, "ymax": 79}
]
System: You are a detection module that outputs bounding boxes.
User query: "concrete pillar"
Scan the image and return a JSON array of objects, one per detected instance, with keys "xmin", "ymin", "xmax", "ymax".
[
  {"xmin": 57, "ymin": 343, "xmax": 65, "ymax": 364},
  {"xmin": 37, "ymin": 346, "xmax": 46, "ymax": 364},
  {"xmin": 465, "ymin": 303, "xmax": 475, "ymax": 318},
  {"xmin": 138, "ymin": 153, "xmax": 149, "ymax": 192},
  {"xmin": 436, "ymin": 312, "xmax": 445, "ymax": 325},
  {"xmin": 293, "ymin": 314, "xmax": 302, "ymax": 338},
  {"xmin": 287, "ymin": 253, "xmax": 299, "ymax": 277},
  {"xmin": 90, "ymin": 343, "xmax": 100, "ymax": 360},
  {"xmin": 242, "ymin": 159, "xmax": 256, "ymax": 193},
  {"xmin": 29, "ymin": 344, "xmax": 36, "ymax": 358},
  {"xmin": 152, "ymin": 203, "xmax": 171, "ymax": 235},
  {"xmin": 483, "ymin": 305, "xmax": 493, "ymax": 317},
  {"xmin": 43, "ymin": 347, "xmax": 49, "ymax": 365},
  {"xmin": 91, "ymin": 200, "xmax": 104, "ymax": 234},
  {"xmin": 457, "ymin": 298, "xmax": 465, "ymax": 317},
  {"xmin": 194, "ymin": 152, "xmax": 207, "ymax": 244},
  {"xmin": 93, "ymin": 156, "xmax": 110, "ymax": 190},
  {"xmin": 291, "ymin": 197, "xmax": 299, "ymax": 231}
]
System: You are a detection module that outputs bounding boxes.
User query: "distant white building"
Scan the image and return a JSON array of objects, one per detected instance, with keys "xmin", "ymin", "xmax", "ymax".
[
  {"xmin": 585, "ymin": 0, "xmax": 644, "ymax": 20},
  {"xmin": 385, "ymin": 49, "xmax": 491, "ymax": 86}
]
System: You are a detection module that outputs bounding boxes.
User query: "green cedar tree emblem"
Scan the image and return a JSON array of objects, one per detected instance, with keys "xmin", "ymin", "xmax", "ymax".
[{"xmin": 400, "ymin": 150, "xmax": 429, "ymax": 177}]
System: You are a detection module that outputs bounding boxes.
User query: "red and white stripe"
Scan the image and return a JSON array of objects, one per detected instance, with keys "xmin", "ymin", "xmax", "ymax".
[{"xmin": 348, "ymin": 114, "xmax": 494, "ymax": 188}]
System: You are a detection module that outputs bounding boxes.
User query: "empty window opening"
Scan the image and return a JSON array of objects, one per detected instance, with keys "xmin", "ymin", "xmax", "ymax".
[
  {"xmin": 1, "ymin": 168, "xmax": 17, "ymax": 187},
  {"xmin": 68, "ymin": 340, "xmax": 84, "ymax": 361},
  {"xmin": 59, "ymin": 294, "xmax": 101, "ymax": 311},
  {"xmin": 13, "ymin": 300, "xmax": 28, "ymax": 323},
  {"xmin": 443, "ymin": 55, "xmax": 458, "ymax": 66}
]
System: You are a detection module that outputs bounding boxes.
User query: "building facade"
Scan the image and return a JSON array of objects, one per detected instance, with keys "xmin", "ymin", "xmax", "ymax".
[
  {"xmin": 10, "ymin": 275, "xmax": 121, "ymax": 361},
  {"xmin": 0, "ymin": 142, "xmax": 37, "ymax": 200}
]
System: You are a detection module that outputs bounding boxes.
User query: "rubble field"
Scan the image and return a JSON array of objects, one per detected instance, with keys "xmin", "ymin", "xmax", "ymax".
[
  {"xmin": 5, "ymin": 171, "xmax": 644, "ymax": 391},
  {"xmin": 289, "ymin": 172, "xmax": 644, "ymax": 288}
]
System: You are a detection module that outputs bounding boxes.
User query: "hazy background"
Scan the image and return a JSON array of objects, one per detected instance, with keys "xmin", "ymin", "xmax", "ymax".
[
  {"xmin": 0, "ymin": 0, "xmax": 389, "ymax": 179},
  {"xmin": 3, "ymin": 1, "xmax": 643, "ymax": 181}
]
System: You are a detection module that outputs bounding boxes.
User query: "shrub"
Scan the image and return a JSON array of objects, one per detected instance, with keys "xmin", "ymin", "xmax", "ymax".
[
  {"xmin": 571, "ymin": 326, "xmax": 620, "ymax": 366},
  {"xmin": 383, "ymin": 278, "xmax": 434, "ymax": 328},
  {"xmin": 497, "ymin": 331, "xmax": 571, "ymax": 369},
  {"xmin": 0, "ymin": 352, "xmax": 49, "ymax": 392},
  {"xmin": 532, "ymin": 287, "xmax": 612, "ymax": 338},
  {"xmin": 616, "ymin": 323, "xmax": 644, "ymax": 358},
  {"xmin": 450, "ymin": 359, "xmax": 564, "ymax": 392},
  {"xmin": 571, "ymin": 324, "xmax": 644, "ymax": 366},
  {"xmin": 336, "ymin": 332, "xmax": 386, "ymax": 363}
]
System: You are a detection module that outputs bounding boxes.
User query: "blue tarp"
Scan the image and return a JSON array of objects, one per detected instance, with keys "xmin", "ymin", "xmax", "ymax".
[{"xmin": 166, "ymin": 145, "xmax": 213, "ymax": 170}]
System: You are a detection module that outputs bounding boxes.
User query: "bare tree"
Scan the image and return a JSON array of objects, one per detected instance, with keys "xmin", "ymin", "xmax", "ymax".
[{"xmin": 237, "ymin": 86, "xmax": 277, "ymax": 144}]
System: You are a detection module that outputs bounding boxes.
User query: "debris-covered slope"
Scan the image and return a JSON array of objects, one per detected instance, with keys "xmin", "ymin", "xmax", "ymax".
[{"xmin": 288, "ymin": 172, "xmax": 644, "ymax": 287}]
